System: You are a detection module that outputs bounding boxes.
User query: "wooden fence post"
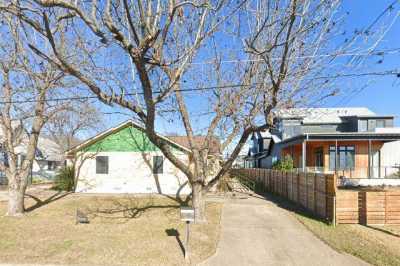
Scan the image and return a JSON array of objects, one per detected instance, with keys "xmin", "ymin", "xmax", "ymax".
[
  {"xmin": 314, "ymin": 174, "xmax": 317, "ymax": 213},
  {"xmin": 385, "ymin": 191, "xmax": 387, "ymax": 225},
  {"xmin": 306, "ymin": 173, "xmax": 309, "ymax": 210},
  {"xmin": 333, "ymin": 195, "xmax": 337, "ymax": 227},
  {"xmin": 297, "ymin": 172, "xmax": 300, "ymax": 205}
]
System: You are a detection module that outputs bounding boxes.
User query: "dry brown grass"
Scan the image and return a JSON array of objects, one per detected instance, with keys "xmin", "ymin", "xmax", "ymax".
[
  {"xmin": 295, "ymin": 214, "xmax": 400, "ymax": 266},
  {"xmin": 0, "ymin": 190, "xmax": 222, "ymax": 266}
]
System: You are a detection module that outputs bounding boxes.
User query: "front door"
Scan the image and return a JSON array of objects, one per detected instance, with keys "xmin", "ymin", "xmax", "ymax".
[
  {"xmin": 315, "ymin": 148, "xmax": 324, "ymax": 172},
  {"xmin": 371, "ymin": 149, "xmax": 380, "ymax": 178}
]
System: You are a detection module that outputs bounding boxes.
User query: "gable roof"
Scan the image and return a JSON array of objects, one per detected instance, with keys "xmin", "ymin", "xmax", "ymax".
[
  {"xmin": 276, "ymin": 107, "xmax": 377, "ymax": 124},
  {"xmin": 66, "ymin": 120, "xmax": 191, "ymax": 155},
  {"xmin": 166, "ymin": 136, "xmax": 221, "ymax": 155}
]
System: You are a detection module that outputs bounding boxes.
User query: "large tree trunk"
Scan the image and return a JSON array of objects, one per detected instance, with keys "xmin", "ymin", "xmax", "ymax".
[
  {"xmin": 192, "ymin": 182, "xmax": 206, "ymax": 223},
  {"xmin": 7, "ymin": 184, "xmax": 25, "ymax": 216},
  {"xmin": 6, "ymin": 169, "xmax": 29, "ymax": 216}
]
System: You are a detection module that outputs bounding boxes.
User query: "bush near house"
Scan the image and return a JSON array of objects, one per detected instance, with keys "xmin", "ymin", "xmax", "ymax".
[
  {"xmin": 272, "ymin": 155, "xmax": 294, "ymax": 171},
  {"xmin": 52, "ymin": 166, "xmax": 75, "ymax": 191}
]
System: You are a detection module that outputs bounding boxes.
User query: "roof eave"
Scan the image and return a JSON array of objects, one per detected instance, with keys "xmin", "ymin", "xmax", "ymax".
[
  {"xmin": 280, "ymin": 132, "xmax": 400, "ymax": 144},
  {"xmin": 65, "ymin": 120, "xmax": 192, "ymax": 156}
]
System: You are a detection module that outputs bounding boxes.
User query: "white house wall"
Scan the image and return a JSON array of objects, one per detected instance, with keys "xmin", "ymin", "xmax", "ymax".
[
  {"xmin": 381, "ymin": 140, "xmax": 400, "ymax": 167},
  {"xmin": 75, "ymin": 151, "xmax": 191, "ymax": 195}
]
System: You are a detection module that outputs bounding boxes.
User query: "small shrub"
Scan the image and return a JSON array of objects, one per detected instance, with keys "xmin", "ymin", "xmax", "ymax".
[
  {"xmin": 272, "ymin": 155, "xmax": 294, "ymax": 171},
  {"xmin": 52, "ymin": 166, "xmax": 75, "ymax": 191}
]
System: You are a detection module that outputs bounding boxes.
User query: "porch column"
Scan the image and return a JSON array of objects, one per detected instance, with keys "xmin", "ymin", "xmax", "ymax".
[
  {"xmin": 302, "ymin": 140, "xmax": 307, "ymax": 172},
  {"xmin": 335, "ymin": 139, "xmax": 338, "ymax": 175},
  {"xmin": 368, "ymin": 139, "xmax": 372, "ymax": 178}
]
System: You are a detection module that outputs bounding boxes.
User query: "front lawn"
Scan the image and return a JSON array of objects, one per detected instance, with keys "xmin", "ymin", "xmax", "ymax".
[{"xmin": 0, "ymin": 190, "xmax": 222, "ymax": 265}]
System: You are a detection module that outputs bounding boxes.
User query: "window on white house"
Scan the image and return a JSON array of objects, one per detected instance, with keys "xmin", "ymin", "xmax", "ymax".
[
  {"xmin": 96, "ymin": 156, "xmax": 109, "ymax": 174},
  {"xmin": 47, "ymin": 161, "xmax": 57, "ymax": 171},
  {"xmin": 153, "ymin": 156, "xmax": 164, "ymax": 174}
]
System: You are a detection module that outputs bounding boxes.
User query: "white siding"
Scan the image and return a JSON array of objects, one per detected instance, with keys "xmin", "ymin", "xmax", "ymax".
[
  {"xmin": 75, "ymin": 151, "xmax": 191, "ymax": 195},
  {"xmin": 381, "ymin": 140, "xmax": 400, "ymax": 167}
]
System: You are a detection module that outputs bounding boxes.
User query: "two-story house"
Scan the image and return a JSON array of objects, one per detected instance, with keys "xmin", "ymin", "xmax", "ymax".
[
  {"xmin": 244, "ymin": 130, "xmax": 281, "ymax": 168},
  {"xmin": 246, "ymin": 107, "xmax": 400, "ymax": 182}
]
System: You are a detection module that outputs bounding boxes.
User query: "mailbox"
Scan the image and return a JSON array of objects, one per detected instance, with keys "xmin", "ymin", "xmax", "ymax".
[
  {"xmin": 180, "ymin": 206, "xmax": 195, "ymax": 222},
  {"xmin": 180, "ymin": 206, "xmax": 194, "ymax": 260}
]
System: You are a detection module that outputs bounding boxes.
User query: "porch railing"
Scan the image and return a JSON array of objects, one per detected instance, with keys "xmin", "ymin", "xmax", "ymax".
[{"xmin": 301, "ymin": 166, "xmax": 400, "ymax": 179}]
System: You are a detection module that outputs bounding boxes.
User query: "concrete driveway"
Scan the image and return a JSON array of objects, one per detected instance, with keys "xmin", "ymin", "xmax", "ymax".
[{"xmin": 201, "ymin": 194, "xmax": 368, "ymax": 266}]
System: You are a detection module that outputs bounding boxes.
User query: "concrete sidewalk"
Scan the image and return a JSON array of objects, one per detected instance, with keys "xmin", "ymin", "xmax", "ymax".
[{"xmin": 201, "ymin": 195, "xmax": 368, "ymax": 266}]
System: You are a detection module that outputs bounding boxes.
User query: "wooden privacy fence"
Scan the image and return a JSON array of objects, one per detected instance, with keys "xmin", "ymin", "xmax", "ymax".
[
  {"xmin": 230, "ymin": 168, "xmax": 337, "ymax": 223},
  {"xmin": 336, "ymin": 190, "xmax": 400, "ymax": 225},
  {"xmin": 230, "ymin": 168, "xmax": 400, "ymax": 225}
]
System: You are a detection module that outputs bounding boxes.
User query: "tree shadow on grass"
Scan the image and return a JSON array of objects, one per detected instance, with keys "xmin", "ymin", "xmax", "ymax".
[
  {"xmin": 25, "ymin": 191, "xmax": 71, "ymax": 212},
  {"xmin": 84, "ymin": 196, "xmax": 182, "ymax": 222},
  {"xmin": 365, "ymin": 225, "xmax": 400, "ymax": 238}
]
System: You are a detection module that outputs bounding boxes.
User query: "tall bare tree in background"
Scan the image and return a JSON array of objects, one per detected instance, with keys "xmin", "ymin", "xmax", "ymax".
[
  {"xmin": 0, "ymin": 14, "xmax": 71, "ymax": 216},
  {"xmin": 45, "ymin": 102, "xmax": 103, "ymax": 153},
  {"xmin": 1, "ymin": 0, "xmax": 392, "ymax": 221}
]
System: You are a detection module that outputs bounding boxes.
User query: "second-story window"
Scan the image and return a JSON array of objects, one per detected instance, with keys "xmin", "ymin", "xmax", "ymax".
[
  {"xmin": 376, "ymin": 119, "xmax": 385, "ymax": 128},
  {"xmin": 359, "ymin": 120, "xmax": 367, "ymax": 132}
]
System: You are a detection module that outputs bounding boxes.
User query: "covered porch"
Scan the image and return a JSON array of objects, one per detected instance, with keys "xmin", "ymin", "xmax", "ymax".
[{"xmin": 280, "ymin": 133, "xmax": 400, "ymax": 180}]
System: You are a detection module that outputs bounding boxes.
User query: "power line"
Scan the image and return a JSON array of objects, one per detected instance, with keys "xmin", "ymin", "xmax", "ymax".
[
  {"xmin": 189, "ymin": 48, "xmax": 400, "ymax": 65},
  {"xmin": 0, "ymin": 70, "xmax": 399, "ymax": 104},
  {"xmin": 365, "ymin": 0, "xmax": 400, "ymax": 33}
]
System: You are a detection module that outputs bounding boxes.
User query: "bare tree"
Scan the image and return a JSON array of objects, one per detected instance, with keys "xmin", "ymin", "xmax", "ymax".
[
  {"xmin": 1, "ymin": 0, "xmax": 392, "ymax": 221},
  {"xmin": 0, "ymin": 14, "xmax": 70, "ymax": 216},
  {"xmin": 45, "ymin": 101, "xmax": 103, "ymax": 153}
]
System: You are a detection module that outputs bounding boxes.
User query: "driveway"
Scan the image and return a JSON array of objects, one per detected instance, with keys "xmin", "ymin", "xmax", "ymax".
[{"xmin": 201, "ymin": 194, "xmax": 368, "ymax": 266}]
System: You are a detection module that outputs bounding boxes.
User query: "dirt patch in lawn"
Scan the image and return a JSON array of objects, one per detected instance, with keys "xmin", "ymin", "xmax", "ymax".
[{"xmin": 0, "ymin": 190, "xmax": 222, "ymax": 266}]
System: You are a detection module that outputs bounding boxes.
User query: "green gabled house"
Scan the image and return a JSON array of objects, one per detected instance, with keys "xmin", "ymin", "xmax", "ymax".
[{"xmin": 66, "ymin": 120, "xmax": 192, "ymax": 194}]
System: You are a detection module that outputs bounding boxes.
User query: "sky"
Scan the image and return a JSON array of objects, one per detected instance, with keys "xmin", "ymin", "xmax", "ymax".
[
  {"xmin": 92, "ymin": 0, "xmax": 400, "ymax": 138},
  {"xmin": 327, "ymin": 0, "xmax": 400, "ymax": 125}
]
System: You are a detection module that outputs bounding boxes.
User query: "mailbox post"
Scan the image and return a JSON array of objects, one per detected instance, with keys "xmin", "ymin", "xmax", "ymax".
[{"xmin": 180, "ymin": 207, "xmax": 195, "ymax": 260}]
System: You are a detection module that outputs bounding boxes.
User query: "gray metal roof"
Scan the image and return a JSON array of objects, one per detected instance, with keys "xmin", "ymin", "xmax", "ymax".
[
  {"xmin": 0, "ymin": 124, "xmax": 63, "ymax": 161},
  {"xmin": 276, "ymin": 107, "xmax": 378, "ymax": 124}
]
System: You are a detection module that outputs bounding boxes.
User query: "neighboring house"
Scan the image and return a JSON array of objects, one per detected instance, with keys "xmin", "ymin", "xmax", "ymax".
[
  {"xmin": 31, "ymin": 137, "xmax": 64, "ymax": 179},
  {"xmin": 246, "ymin": 107, "xmax": 400, "ymax": 183},
  {"xmin": 66, "ymin": 120, "xmax": 221, "ymax": 194},
  {"xmin": 232, "ymin": 141, "xmax": 251, "ymax": 168},
  {"xmin": 167, "ymin": 135, "xmax": 221, "ymax": 177},
  {"xmin": 244, "ymin": 130, "xmax": 281, "ymax": 168},
  {"xmin": 0, "ymin": 134, "xmax": 64, "ymax": 185}
]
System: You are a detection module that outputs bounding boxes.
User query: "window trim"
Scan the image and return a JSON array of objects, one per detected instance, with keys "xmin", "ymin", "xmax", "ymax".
[
  {"xmin": 315, "ymin": 147, "xmax": 324, "ymax": 168},
  {"xmin": 329, "ymin": 145, "xmax": 355, "ymax": 170}
]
